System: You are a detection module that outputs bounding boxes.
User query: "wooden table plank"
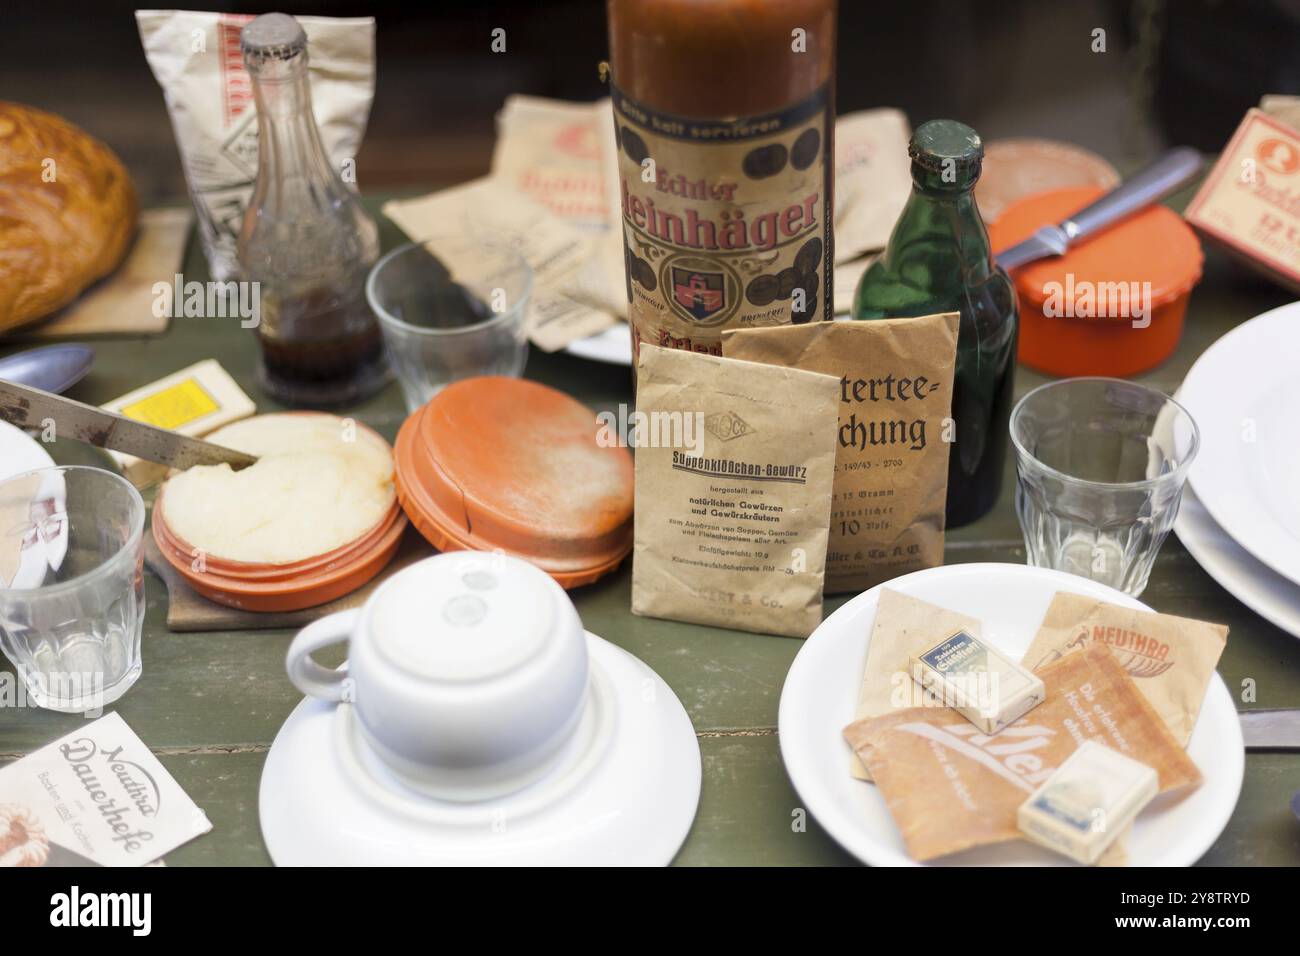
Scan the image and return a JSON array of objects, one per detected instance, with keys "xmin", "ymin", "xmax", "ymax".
[{"xmin": 9, "ymin": 737, "xmax": 1289, "ymax": 867}]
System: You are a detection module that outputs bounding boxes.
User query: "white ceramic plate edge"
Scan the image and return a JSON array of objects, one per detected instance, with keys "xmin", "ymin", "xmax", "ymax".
[
  {"xmin": 1174, "ymin": 458, "xmax": 1300, "ymax": 641},
  {"xmin": 1180, "ymin": 301, "xmax": 1300, "ymax": 587},
  {"xmin": 564, "ymin": 324, "xmax": 633, "ymax": 365}
]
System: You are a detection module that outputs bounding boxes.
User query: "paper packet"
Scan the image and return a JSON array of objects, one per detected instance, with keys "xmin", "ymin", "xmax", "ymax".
[
  {"xmin": 137, "ymin": 10, "xmax": 376, "ymax": 280},
  {"xmin": 631, "ymin": 345, "xmax": 839, "ymax": 638},
  {"xmin": 844, "ymin": 589, "xmax": 980, "ymax": 779},
  {"xmin": 382, "ymin": 178, "xmax": 620, "ymax": 351},
  {"xmin": 724, "ymin": 313, "xmax": 958, "ymax": 594},
  {"xmin": 1184, "ymin": 96, "xmax": 1300, "ymax": 293},
  {"xmin": 1023, "ymin": 593, "xmax": 1228, "ymax": 745},
  {"xmin": 844, "ymin": 643, "xmax": 1201, "ymax": 862},
  {"xmin": 0, "ymin": 712, "xmax": 210, "ymax": 866}
]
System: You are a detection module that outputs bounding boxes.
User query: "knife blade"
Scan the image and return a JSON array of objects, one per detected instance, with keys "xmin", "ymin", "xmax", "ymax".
[
  {"xmin": 0, "ymin": 379, "xmax": 258, "ymax": 471},
  {"xmin": 1239, "ymin": 708, "xmax": 1300, "ymax": 751},
  {"xmin": 994, "ymin": 147, "xmax": 1204, "ymax": 271}
]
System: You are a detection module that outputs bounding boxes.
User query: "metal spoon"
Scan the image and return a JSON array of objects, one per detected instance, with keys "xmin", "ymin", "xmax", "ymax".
[{"xmin": 0, "ymin": 344, "xmax": 94, "ymax": 394}]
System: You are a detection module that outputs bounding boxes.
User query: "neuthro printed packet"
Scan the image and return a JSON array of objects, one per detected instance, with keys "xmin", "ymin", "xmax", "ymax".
[
  {"xmin": 844, "ymin": 644, "xmax": 1200, "ymax": 862},
  {"xmin": 0, "ymin": 712, "xmax": 211, "ymax": 866},
  {"xmin": 631, "ymin": 345, "xmax": 839, "ymax": 638},
  {"xmin": 1023, "ymin": 592, "xmax": 1228, "ymax": 745}
]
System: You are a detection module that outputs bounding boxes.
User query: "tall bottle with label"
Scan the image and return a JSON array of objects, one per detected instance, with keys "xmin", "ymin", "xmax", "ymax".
[
  {"xmin": 237, "ymin": 13, "xmax": 387, "ymax": 407},
  {"xmin": 852, "ymin": 120, "xmax": 1019, "ymax": 528},
  {"xmin": 607, "ymin": 0, "xmax": 837, "ymax": 377}
]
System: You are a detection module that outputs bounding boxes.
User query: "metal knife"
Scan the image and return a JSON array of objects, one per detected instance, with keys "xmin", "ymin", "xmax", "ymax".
[
  {"xmin": 1240, "ymin": 708, "xmax": 1300, "ymax": 751},
  {"xmin": 994, "ymin": 146, "xmax": 1204, "ymax": 271},
  {"xmin": 0, "ymin": 379, "xmax": 258, "ymax": 471}
]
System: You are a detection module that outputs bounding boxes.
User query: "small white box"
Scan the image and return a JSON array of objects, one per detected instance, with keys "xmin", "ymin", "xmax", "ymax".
[
  {"xmin": 909, "ymin": 628, "xmax": 1045, "ymax": 734},
  {"xmin": 1018, "ymin": 740, "xmax": 1158, "ymax": 865}
]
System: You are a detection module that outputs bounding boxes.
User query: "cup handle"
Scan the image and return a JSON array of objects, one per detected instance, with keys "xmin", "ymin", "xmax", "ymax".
[{"xmin": 286, "ymin": 609, "xmax": 362, "ymax": 702}]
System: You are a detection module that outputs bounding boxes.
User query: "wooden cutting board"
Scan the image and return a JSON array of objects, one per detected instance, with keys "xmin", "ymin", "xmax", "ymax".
[
  {"xmin": 15, "ymin": 208, "xmax": 191, "ymax": 339},
  {"xmin": 144, "ymin": 526, "xmax": 435, "ymax": 632}
]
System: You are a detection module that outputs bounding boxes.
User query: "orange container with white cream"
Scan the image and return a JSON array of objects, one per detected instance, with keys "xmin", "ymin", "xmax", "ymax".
[{"xmin": 150, "ymin": 412, "xmax": 406, "ymax": 612}]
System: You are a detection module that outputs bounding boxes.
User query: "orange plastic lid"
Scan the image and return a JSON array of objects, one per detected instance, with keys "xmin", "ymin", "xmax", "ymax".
[
  {"xmin": 394, "ymin": 377, "xmax": 634, "ymax": 589},
  {"xmin": 990, "ymin": 186, "xmax": 1203, "ymax": 311}
]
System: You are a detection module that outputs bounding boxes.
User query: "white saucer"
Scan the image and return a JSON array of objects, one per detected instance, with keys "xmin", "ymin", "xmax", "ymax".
[
  {"xmin": 1175, "ymin": 480, "xmax": 1300, "ymax": 640},
  {"xmin": 778, "ymin": 563, "xmax": 1244, "ymax": 866},
  {"xmin": 259, "ymin": 632, "xmax": 701, "ymax": 866}
]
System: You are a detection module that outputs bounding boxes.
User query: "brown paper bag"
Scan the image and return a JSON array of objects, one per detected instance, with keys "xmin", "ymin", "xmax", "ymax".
[
  {"xmin": 1023, "ymin": 593, "xmax": 1228, "ymax": 745},
  {"xmin": 844, "ymin": 644, "xmax": 1201, "ymax": 862},
  {"xmin": 631, "ymin": 346, "xmax": 839, "ymax": 638},
  {"xmin": 723, "ymin": 314, "xmax": 958, "ymax": 594},
  {"xmin": 847, "ymin": 589, "xmax": 981, "ymax": 779}
]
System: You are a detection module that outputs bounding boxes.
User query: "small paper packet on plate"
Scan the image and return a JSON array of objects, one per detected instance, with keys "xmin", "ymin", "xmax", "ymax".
[
  {"xmin": 1022, "ymin": 593, "xmax": 1228, "ymax": 745},
  {"xmin": 847, "ymin": 589, "xmax": 981, "ymax": 780},
  {"xmin": 844, "ymin": 643, "xmax": 1201, "ymax": 862}
]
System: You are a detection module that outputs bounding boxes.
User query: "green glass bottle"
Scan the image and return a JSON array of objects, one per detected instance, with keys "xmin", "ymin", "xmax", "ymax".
[{"xmin": 851, "ymin": 119, "xmax": 1018, "ymax": 528}]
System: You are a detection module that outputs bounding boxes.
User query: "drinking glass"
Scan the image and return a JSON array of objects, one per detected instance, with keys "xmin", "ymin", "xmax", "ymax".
[
  {"xmin": 0, "ymin": 466, "xmax": 146, "ymax": 712},
  {"xmin": 1010, "ymin": 377, "xmax": 1200, "ymax": 597},
  {"xmin": 366, "ymin": 237, "xmax": 533, "ymax": 412}
]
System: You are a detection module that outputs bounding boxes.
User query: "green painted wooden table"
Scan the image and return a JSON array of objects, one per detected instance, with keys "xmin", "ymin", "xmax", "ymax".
[{"xmin": 3, "ymin": 195, "xmax": 1299, "ymax": 866}]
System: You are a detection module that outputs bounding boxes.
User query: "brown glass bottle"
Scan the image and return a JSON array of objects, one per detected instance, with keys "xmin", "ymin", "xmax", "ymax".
[{"xmin": 607, "ymin": 0, "xmax": 837, "ymax": 377}]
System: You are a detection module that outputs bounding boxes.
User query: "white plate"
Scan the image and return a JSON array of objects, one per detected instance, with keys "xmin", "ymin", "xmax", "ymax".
[
  {"xmin": 1175, "ymin": 480, "xmax": 1300, "ymax": 639},
  {"xmin": 1180, "ymin": 301, "xmax": 1300, "ymax": 587},
  {"xmin": 260, "ymin": 632, "xmax": 701, "ymax": 866},
  {"xmin": 564, "ymin": 323, "xmax": 633, "ymax": 365},
  {"xmin": 0, "ymin": 420, "xmax": 55, "ymax": 483},
  {"xmin": 778, "ymin": 563, "xmax": 1244, "ymax": 866}
]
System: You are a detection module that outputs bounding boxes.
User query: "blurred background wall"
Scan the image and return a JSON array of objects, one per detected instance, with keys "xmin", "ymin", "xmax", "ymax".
[{"xmin": 4, "ymin": 0, "xmax": 1299, "ymax": 205}]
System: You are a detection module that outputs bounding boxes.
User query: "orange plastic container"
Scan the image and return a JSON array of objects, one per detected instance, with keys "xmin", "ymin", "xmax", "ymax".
[
  {"xmin": 149, "ymin": 414, "xmax": 408, "ymax": 612},
  {"xmin": 153, "ymin": 493, "xmax": 403, "ymax": 583},
  {"xmin": 989, "ymin": 186, "xmax": 1203, "ymax": 377},
  {"xmin": 151, "ymin": 502, "xmax": 407, "ymax": 612},
  {"xmin": 394, "ymin": 377, "xmax": 634, "ymax": 589}
]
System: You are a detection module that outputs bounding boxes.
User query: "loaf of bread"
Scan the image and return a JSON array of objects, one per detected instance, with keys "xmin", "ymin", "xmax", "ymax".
[{"xmin": 0, "ymin": 102, "xmax": 137, "ymax": 334}]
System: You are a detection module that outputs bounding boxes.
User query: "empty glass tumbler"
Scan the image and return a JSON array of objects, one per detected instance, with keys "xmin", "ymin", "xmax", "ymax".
[
  {"xmin": 0, "ymin": 466, "xmax": 146, "ymax": 712},
  {"xmin": 1010, "ymin": 378, "xmax": 1200, "ymax": 597},
  {"xmin": 366, "ymin": 237, "xmax": 533, "ymax": 412}
]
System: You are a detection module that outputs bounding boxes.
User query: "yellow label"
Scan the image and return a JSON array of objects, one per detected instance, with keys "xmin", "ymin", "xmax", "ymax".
[{"xmin": 120, "ymin": 379, "xmax": 220, "ymax": 431}]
